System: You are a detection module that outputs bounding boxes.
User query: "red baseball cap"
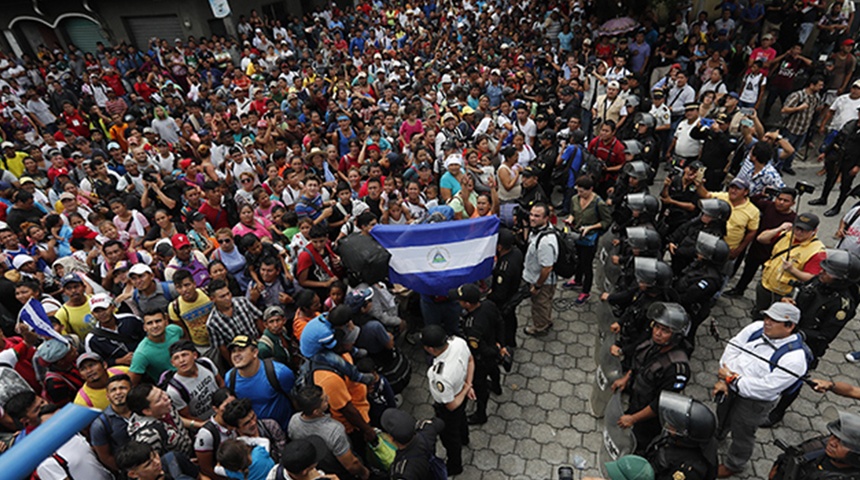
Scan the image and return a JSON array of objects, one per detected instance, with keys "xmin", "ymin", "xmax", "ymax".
[
  {"xmin": 179, "ymin": 158, "xmax": 193, "ymax": 169},
  {"xmin": 171, "ymin": 233, "xmax": 191, "ymax": 250},
  {"xmin": 71, "ymin": 225, "xmax": 98, "ymax": 240},
  {"xmin": 843, "ymin": 39, "xmax": 856, "ymax": 47}
]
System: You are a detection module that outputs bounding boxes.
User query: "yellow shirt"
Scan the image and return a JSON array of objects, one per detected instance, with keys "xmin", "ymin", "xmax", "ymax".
[
  {"xmin": 710, "ymin": 192, "xmax": 760, "ymax": 249},
  {"xmin": 56, "ymin": 296, "xmax": 94, "ymax": 338},
  {"xmin": 168, "ymin": 289, "xmax": 213, "ymax": 346},
  {"xmin": 74, "ymin": 366, "xmax": 130, "ymax": 409},
  {"xmin": 2, "ymin": 152, "xmax": 26, "ymax": 178}
]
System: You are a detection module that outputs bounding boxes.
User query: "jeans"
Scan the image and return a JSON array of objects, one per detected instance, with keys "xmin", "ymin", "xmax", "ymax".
[
  {"xmin": 779, "ymin": 130, "xmax": 807, "ymax": 170},
  {"xmin": 719, "ymin": 394, "xmax": 777, "ymax": 471},
  {"xmin": 420, "ymin": 294, "xmax": 461, "ymax": 335},
  {"xmin": 799, "ymin": 22, "xmax": 815, "ymax": 45}
]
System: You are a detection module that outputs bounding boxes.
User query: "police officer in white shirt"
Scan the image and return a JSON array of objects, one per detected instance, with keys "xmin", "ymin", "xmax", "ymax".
[
  {"xmin": 712, "ymin": 302, "xmax": 810, "ymax": 478},
  {"xmin": 422, "ymin": 324, "xmax": 474, "ymax": 476}
]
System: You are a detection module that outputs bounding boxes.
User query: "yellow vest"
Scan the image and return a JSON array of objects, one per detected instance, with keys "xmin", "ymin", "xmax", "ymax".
[{"xmin": 761, "ymin": 234, "xmax": 825, "ymax": 295}]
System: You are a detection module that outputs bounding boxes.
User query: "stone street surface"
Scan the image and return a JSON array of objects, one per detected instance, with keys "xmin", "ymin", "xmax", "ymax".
[{"xmin": 398, "ymin": 160, "xmax": 860, "ymax": 479}]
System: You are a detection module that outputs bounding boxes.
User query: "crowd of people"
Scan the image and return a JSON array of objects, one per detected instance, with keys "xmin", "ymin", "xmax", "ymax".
[{"xmin": 0, "ymin": 0, "xmax": 859, "ymax": 479}]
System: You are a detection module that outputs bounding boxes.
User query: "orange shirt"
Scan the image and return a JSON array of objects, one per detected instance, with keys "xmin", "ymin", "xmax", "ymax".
[
  {"xmin": 292, "ymin": 310, "xmax": 317, "ymax": 341},
  {"xmin": 313, "ymin": 353, "xmax": 369, "ymax": 433}
]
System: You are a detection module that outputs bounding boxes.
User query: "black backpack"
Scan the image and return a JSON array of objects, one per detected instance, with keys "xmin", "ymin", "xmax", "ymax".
[
  {"xmin": 536, "ymin": 227, "xmax": 577, "ymax": 278},
  {"xmin": 578, "ymin": 148, "xmax": 605, "ymax": 181},
  {"xmin": 158, "ymin": 359, "xmax": 216, "ymax": 404},
  {"xmin": 228, "ymin": 358, "xmax": 290, "ymax": 398}
]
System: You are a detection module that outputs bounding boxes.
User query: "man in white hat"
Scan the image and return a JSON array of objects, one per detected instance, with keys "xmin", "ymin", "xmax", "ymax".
[{"xmin": 84, "ymin": 292, "xmax": 145, "ymax": 367}]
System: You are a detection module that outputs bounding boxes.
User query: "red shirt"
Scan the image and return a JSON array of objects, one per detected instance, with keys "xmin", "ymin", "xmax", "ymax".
[
  {"xmin": 588, "ymin": 136, "xmax": 626, "ymax": 183},
  {"xmin": 199, "ymin": 201, "xmax": 230, "ymax": 230},
  {"xmin": 3, "ymin": 337, "xmax": 38, "ymax": 394},
  {"xmin": 60, "ymin": 110, "xmax": 90, "ymax": 138}
]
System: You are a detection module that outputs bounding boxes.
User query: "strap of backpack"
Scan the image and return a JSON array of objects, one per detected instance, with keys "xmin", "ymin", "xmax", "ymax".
[
  {"xmin": 202, "ymin": 421, "xmax": 221, "ymax": 455},
  {"xmin": 52, "ymin": 453, "xmax": 74, "ymax": 479},
  {"xmin": 262, "ymin": 358, "xmax": 289, "ymax": 398},
  {"xmin": 172, "ymin": 299, "xmax": 182, "ymax": 322},
  {"xmin": 228, "ymin": 368, "xmax": 237, "ymax": 395},
  {"xmin": 92, "ymin": 326, "xmax": 135, "ymax": 345}
]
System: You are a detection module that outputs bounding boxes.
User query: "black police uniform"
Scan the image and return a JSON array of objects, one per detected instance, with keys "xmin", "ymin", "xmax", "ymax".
[
  {"xmin": 609, "ymin": 182, "xmax": 651, "ymax": 226},
  {"xmin": 816, "ymin": 120, "xmax": 860, "ymax": 214},
  {"xmin": 690, "ymin": 123, "xmax": 736, "ymax": 191},
  {"xmin": 766, "ymin": 276, "xmax": 860, "ymax": 423},
  {"xmin": 674, "ymin": 259, "xmax": 724, "ymax": 349},
  {"xmin": 659, "ymin": 175, "xmax": 700, "ymax": 236},
  {"xmin": 626, "ymin": 339, "xmax": 691, "ymax": 452},
  {"xmin": 461, "ymin": 300, "xmax": 504, "ymax": 423},
  {"xmin": 667, "ymin": 218, "xmax": 727, "ymax": 276},
  {"xmin": 514, "ymin": 183, "xmax": 549, "ymax": 245},
  {"xmin": 608, "ymin": 287, "xmax": 679, "ymax": 367},
  {"xmin": 488, "ymin": 248, "xmax": 524, "ymax": 348},
  {"xmin": 635, "ymin": 132, "xmax": 660, "ymax": 182},
  {"xmin": 646, "ymin": 435, "xmax": 719, "ymax": 480},
  {"xmin": 771, "ymin": 436, "xmax": 860, "ymax": 480},
  {"xmin": 390, "ymin": 418, "xmax": 445, "ymax": 480},
  {"xmin": 534, "ymin": 143, "xmax": 560, "ymax": 196}
]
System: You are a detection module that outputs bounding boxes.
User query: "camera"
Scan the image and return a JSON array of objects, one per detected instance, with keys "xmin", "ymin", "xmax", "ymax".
[
  {"xmin": 142, "ymin": 168, "xmax": 158, "ymax": 183},
  {"xmin": 795, "ymin": 181, "xmax": 815, "ymax": 195},
  {"xmin": 558, "ymin": 466, "xmax": 574, "ymax": 480},
  {"xmin": 670, "ymin": 165, "xmax": 684, "ymax": 177},
  {"xmin": 763, "ymin": 186, "xmax": 780, "ymax": 197}
]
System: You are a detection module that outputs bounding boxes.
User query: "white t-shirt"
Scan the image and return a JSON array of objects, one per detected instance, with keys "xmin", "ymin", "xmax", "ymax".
[
  {"xmin": 514, "ymin": 118, "xmax": 537, "ymax": 145},
  {"xmin": 166, "ymin": 358, "xmax": 220, "ymax": 419},
  {"xmin": 828, "ymin": 94, "xmax": 860, "ymax": 131},
  {"xmin": 740, "ymin": 73, "xmax": 766, "ymax": 104},
  {"xmin": 839, "ymin": 205, "xmax": 860, "ymax": 256},
  {"xmin": 37, "ymin": 433, "xmax": 113, "ymax": 480}
]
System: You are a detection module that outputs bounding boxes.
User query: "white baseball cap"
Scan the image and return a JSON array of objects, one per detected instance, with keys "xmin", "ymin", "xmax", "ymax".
[
  {"xmin": 128, "ymin": 263, "xmax": 153, "ymax": 276},
  {"xmin": 89, "ymin": 293, "xmax": 114, "ymax": 311}
]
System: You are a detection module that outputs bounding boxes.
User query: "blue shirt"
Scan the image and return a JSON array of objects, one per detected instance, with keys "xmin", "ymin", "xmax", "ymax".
[
  {"xmin": 440, "ymin": 172, "xmax": 462, "ymax": 196},
  {"xmin": 225, "ymin": 445, "xmax": 275, "ymax": 480},
  {"xmin": 559, "ymin": 31, "xmax": 574, "ymax": 52},
  {"xmin": 226, "ymin": 360, "xmax": 295, "ymax": 429},
  {"xmin": 299, "ymin": 313, "xmax": 335, "ymax": 357}
]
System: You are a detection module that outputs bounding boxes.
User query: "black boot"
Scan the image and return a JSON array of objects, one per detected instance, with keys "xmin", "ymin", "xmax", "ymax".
[{"xmin": 808, "ymin": 197, "xmax": 827, "ymax": 206}]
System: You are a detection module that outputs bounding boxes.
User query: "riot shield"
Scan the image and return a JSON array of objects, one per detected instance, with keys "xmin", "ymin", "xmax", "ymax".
[
  {"xmin": 599, "ymin": 392, "xmax": 637, "ymax": 477},
  {"xmin": 594, "ymin": 228, "xmax": 618, "ymax": 295},
  {"xmin": 0, "ymin": 366, "xmax": 33, "ymax": 407},
  {"xmin": 589, "ymin": 335, "xmax": 624, "ymax": 417},
  {"xmin": 593, "ymin": 299, "xmax": 619, "ymax": 364}
]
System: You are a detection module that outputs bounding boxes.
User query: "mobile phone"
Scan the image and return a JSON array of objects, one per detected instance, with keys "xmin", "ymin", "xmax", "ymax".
[{"xmin": 740, "ymin": 107, "xmax": 754, "ymax": 116}]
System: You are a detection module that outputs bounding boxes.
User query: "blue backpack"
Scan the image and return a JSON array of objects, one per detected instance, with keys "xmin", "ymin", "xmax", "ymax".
[{"xmin": 747, "ymin": 327, "xmax": 813, "ymax": 394}]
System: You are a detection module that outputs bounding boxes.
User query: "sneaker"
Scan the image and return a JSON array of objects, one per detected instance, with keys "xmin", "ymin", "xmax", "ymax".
[
  {"xmin": 563, "ymin": 279, "xmax": 580, "ymax": 289},
  {"xmin": 846, "ymin": 352, "xmax": 860, "ymax": 363},
  {"xmin": 575, "ymin": 293, "xmax": 591, "ymax": 304}
]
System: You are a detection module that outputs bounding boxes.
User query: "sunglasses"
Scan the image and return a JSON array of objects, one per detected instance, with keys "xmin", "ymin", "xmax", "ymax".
[{"xmin": 241, "ymin": 178, "xmax": 253, "ymax": 183}]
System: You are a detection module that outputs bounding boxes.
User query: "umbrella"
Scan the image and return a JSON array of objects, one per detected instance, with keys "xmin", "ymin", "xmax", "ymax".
[{"xmin": 596, "ymin": 17, "xmax": 639, "ymax": 36}]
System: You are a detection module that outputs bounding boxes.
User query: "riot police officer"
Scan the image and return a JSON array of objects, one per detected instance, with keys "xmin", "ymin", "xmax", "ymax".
[
  {"xmin": 646, "ymin": 392, "xmax": 719, "ymax": 480},
  {"xmin": 448, "ymin": 283, "xmax": 504, "ymax": 426},
  {"xmin": 674, "ymin": 232, "xmax": 730, "ymax": 350},
  {"xmin": 770, "ymin": 409, "xmax": 860, "ymax": 480},
  {"xmin": 603, "ymin": 257, "xmax": 677, "ymax": 365},
  {"xmin": 623, "ymin": 192, "xmax": 661, "ymax": 230},
  {"xmin": 611, "ymin": 302, "xmax": 691, "ymax": 452},
  {"xmin": 764, "ymin": 249, "xmax": 860, "ymax": 427},
  {"xmin": 667, "ymin": 198, "xmax": 730, "ymax": 276},
  {"xmin": 609, "ymin": 159, "xmax": 651, "ymax": 224},
  {"xmin": 612, "ymin": 226, "xmax": 663, "ymax": 291},
  {"xmin": 631, "ymin": 113, "xmax": 661, "ymax": 183},
  {"xmin": 809, "ymin": 115, "xmax": 860, "ymax": 217}
]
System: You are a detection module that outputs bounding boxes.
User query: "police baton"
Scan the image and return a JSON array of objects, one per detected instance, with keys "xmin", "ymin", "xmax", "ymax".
[{"xmin": 708, "ymin": 319, "xmax": 815, "ymax": 388}]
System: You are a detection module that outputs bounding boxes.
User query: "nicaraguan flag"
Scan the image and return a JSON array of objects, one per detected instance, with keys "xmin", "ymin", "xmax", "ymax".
[
  {"xmin": 371, "ymin": 216, "xmax": 499, "ymax": 296},
  {"xmin": 18, "ymin": 298, "xmax": 68, "ymax": 344}
]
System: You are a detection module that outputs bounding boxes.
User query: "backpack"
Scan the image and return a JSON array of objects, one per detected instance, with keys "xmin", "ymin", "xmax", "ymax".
[
  {"xmin": 398, "ymin": 431, "xmax": 448, "ymax": 480},
  {"xmin": 578, "ymin": 148, "xmax": 605, "ymax": 181},
  {"xmin": 158, "ymin": 359, "xmax": 216, "ymax": 404},
  {"xmin": 289, "ymin": 358, "xmax": 337, "ymax": 397},
  {"xmin": 747, "ymin": 328, "xmax": 813, "ymax": 395},
  {"xmin": 166, "ymin": 256, "xmax": 210, "ymax": 288},
  {"xmin": 132, "ymin": 281, "xmax": 175, "ymax": 305},
  {"xmin": 552, "ymin": 144, "xmax": 584, "ymax": 187},
  {"xmin": 536, "ymin": 227, "xmax": 577, "ymax": 279},
  {"xmin": 228, "ymin": 358, "xmax": 290, "ymax": 398}
]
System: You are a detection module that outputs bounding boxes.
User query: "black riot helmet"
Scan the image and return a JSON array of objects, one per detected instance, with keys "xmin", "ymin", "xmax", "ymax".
[
  {"xmin": 634, "ymin": 112, "xmax": 656, "ymax": 130},
  {"xmin": 647, "ymin": 302, "xmax": 690, "ymax": 344},
  {"xmin": 695, "ymin": 231, "xmax": 730, "ymax": 265},
  {"xmin": 634, "ymin": 257, "xmax": 673, "ymax": 288},
  {"xmin": 825, "ymin": 407, "xmax": 860, "ymax": 466},
  {"xmin": 699, "ymin": 198, "xmax": 731, "ymax": 222},
  {"xmin": 622, "ymin": 160, "xmax": 649, "ymax": 180},
  {"xmin": 659, "ymin": 391, "xmax": 717, "ymax": 444},
  {"xmin": 626, "ymin": 227, "xmax": 661, "ymax": 254},
  {"xmin": 820, "ymin": 249, "xmax": 860, "ymax": 283},
  {"xmin": 626, "ymin": 193, "xmax": 661, "ymax": 219}
]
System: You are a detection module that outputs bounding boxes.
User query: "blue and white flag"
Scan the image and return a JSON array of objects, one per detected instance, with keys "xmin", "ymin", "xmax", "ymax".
[
  {"xmin": 18, "ymin": 298, "xmax": 68, "ymax": 344},
  {"xmin": 371, "ymin": 216, "xmax": 499, "ymax": 296}
]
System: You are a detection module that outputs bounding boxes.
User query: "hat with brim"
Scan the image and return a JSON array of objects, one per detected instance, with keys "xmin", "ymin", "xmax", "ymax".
[
  {"xmin": 761, "ymin": 302, "xmax": 801, "ymax": 324},
  {"xmin": 794, "ymin": 212, "xmax": 820, "ymax": 231}
]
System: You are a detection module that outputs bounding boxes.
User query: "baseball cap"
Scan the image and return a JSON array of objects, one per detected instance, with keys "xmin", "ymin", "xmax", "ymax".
[
  {"xmin": 843, "ymin": 39, "xmax": 856, "ymax": 46},
  {"xmin": 442, "ymin": 112, "xmax": 457, "ymax": 123},
  {"xmin": 128, "ymin": 263, "xmax": 153, "ymax": 276},
  {"xmin": 61, "ymin": 273, "xmax": 84, "ymax": 287},
  {"xmin": 794, "ymin": 212, "xmax": 820, "ymax": 231},
  {"xmin": 761, "ymin": 302, "xmax": 801, "ymax": 324},
  {"xmin": 228, "ymin": 335, "xmax": 254, "ymax": 350},
  {"xmin": 417, "ymin": 162, "xmax": 431, "ymax": 170},
  {"xmin": 729, "ymin": 177, "xmax": 750, "ymax": 190},
  {"xmin": 727, "ymin": 91, "xmax": 740, "ymax": 100},
  {"xmin": 155, "ymin": 242, "xmax": 174, "ymax": 257},
  {"xmin": 604, "ymin": 455, "xmax": 655, "ymax": 480},
  {"xmin": 12, "ymin": 255, "xmax": 34, "ymax": 270},
  {"xmin": 89, "ymin": 293, "xmax": 114, "ymax": 311},
  {"xmin": 59, "ymin": 192, "xmax": 76, "ymax": 202},
  {"xmin": 280, "ymin": 437, "xmax": 327, "ymax": 473},
  {"xmin": 263, "ymin": 305, "xmax": 285, "ymax": 320},
  {"xmin": 521, "ymin": 166, "xmax": 539, "ymax": 177},
  {"xmin": 37, "ymin": 339, "xmax": 71, "ymax": 364},
  {"xmin": 687, "ymin": 160, "xmax": 705, "ymax": 171},
  {"xmin": 107, "ymin": 142, "xmax": 121, "ymax": 150},
  {"xmin": 72, "ymin": 225, "xmax": 98, "ymax": 240},
  {"xmin": 448, "ymin": 283, "xmax": 481, "ymax": 303},
  {"xmin": 381, "ymin": 408, "xmax": 417, "ymax": 444},
  {"xmin": 346, "ymin": 288, "xmax": 374, "ymax": 312},
  {"xmin": 853, "ymin": 79, "xmax": 860, "ymax": 89},
  {"xmin": 76, "ymin": 352, "xmax": 103, "ymax": 369},
  {"xmin": 461, "ymin": 106, "xmax": 475, "ymax": 115},
  {"xmin": 1, "ymin": 141, "xmax": 13, "ymax": 149},
  {"xmin": 18, "ymin": 176, "xmax": 34, "ymax": 185},
  {"xmin": 607, "ymin": 80, "xmax": 621, "ymax": 90},
  {"xmin": 652, "ymin": 90, "xmax": 665, "ymax": 99},
  {"xmin": 171, "ymin": 233, "xmax": 191, "ymax": 250}
]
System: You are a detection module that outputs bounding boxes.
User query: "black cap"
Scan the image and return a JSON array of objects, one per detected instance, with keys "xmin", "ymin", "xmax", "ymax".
[
  {"xmin": 652, "ymin": 90, "xmax": 665, "ymax": 99},
  {"xmin": 539, "ymin": 129, "xmax": 556, "ymax": 140},
  {"xmin": 448, "ymin": 284, "xmax": 481, "ymax": 303},
  {"xmin": 684, "ymin": 102, "xmax": 700, "ymax": 110},
  {"xmin": 560, "ymin": 86, "xmax": 575, "ymax": 96},
  {"xmin": 421, "ymin": 324, "xmax": 448, "ymax": 348},
  {"xmin": 381, "ymin": 408, "xmax": 417, "ymax": 444},
  {"xmin": 794, "ymin": 212, "xmax": 820, "ymax": 231},
  {"xmin": 521, "ymin": 166, "xmax": 539, "ymax": 177}
]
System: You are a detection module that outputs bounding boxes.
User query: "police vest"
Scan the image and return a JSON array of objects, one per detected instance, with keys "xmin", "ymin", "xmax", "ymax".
[{"xmin": 761, "ymin": 234, "xmax": 825, "ymax": 295}]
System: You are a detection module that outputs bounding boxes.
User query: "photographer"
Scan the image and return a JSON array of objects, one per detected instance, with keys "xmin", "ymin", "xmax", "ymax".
[{"xmin": 140, "ymin": 168, "xmax": 184, "ymax": 221}]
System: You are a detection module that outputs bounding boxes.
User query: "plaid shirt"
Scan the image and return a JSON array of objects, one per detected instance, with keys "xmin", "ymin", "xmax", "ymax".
[
  {"xmin": 782, "ymin": 89, "xmax": 820, "ymax": 135},
  {"xmin": 207, "ymin": 297, "xmax": 262, "ymax": 348}
]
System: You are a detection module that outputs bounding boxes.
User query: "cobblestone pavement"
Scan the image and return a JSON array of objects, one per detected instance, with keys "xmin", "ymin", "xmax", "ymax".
[{"xmin": 398, "ymin": 161, "xmax": 860, "ymax": 480}]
